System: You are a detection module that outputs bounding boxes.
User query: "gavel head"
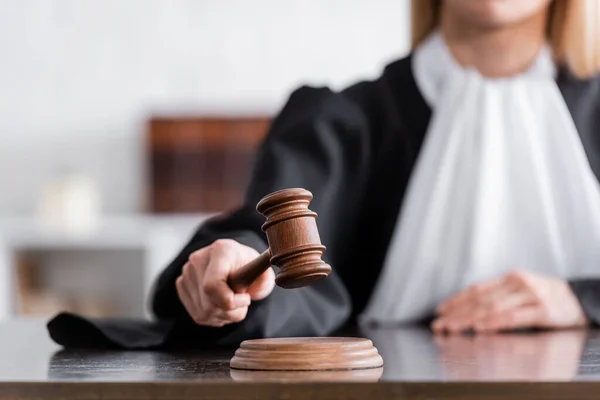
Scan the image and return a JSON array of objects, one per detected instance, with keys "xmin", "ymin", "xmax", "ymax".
[{"xmin": 256, "ymin": 188, "xmax": 332, "ymax": 289}]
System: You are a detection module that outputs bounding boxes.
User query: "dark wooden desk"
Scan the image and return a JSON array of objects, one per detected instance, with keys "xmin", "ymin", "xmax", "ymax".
[{"xmin": 1, "ymin": 319, "xmax": 600, "ymax": 399}]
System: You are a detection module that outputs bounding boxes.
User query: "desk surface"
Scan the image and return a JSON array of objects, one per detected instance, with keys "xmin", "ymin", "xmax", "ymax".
[{"xmin": 2, "ymin": 319, "xmax": 600, "ymax": 399}]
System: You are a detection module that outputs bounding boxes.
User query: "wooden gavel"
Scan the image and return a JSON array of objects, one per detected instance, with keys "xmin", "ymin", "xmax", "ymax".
[{"xmin": 227, "ymin": 188, "xmax": 331, "ymax": 291}]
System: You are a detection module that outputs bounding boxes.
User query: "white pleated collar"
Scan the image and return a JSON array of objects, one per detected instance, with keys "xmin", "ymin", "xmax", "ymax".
[{"xmin": 413, "ymin": 30, "xmax": 557, "ymax": 108}]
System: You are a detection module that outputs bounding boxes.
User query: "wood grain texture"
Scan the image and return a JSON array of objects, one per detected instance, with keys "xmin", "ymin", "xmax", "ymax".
[
  {"xmin": 257, "ymin": 188, "xmax": 331, "ymax": 289},
  {"xmin": 3, "ymin": 382, "xmax": 600, "ymax": 400},
  {"xmin": 227, "ymin": 188, "xmax": 331, "ymax": 292},
  {"xmin": 230, "ymin": 337, "xmax": 384, "ymax": 371}
]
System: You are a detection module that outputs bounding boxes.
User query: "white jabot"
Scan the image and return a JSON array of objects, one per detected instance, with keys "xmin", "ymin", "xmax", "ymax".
[{"xmin": 360, "ymin": 32, "xmax": 600, "ymax": 325}]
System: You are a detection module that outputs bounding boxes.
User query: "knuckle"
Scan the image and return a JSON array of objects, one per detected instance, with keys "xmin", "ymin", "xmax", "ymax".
[
  {"xmin": 508, "ymin": 269, "xmax": 527, "ymax": 283},
  {"xmin": 202, "ymin": 280, "xmax": 219, "ymax": 296},
  {"xmin": 221, "ymin": 296, "xmax": 234, "ymax": 311},
  {"xmin": 195, "ymin": 309, "xmax": 210, "ymax": 323},
  {"xmin": 530, "ymin": 289, "xmax": 544, "ymax": 303},
  {"xmin": 538, "ymin": 303, "xmax": 550, "ymax": 319},
  {"xmin": 471, "ymin": 284, "xmax": 485, "ymax": 295},
  {"xmin": 177, "ymin": 278, "xmax": 193, "ymax": 302},
  {"xmin": 188, "ymin": 249, "xmax": 205, "ymax": 265},
  {"xmin": 176, "ymin": 277, "xmax": 186, "ymax": 293},
  {"xmin": 182, "ymin": 262, "xmax": 191, "ymax": 276},
  {"xmin": 211, "ymin": 238, "xmax": 235, "ymax": 252},
  {"xmin": 202, "ymin": 281, "xmax": 231, "ymax": 309}
]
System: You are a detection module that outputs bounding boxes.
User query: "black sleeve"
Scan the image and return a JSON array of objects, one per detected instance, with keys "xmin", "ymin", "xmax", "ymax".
[
  {"xmin": 150, "ymin": 85, "xmax": 374, "ymax": 346},
  {"xmin": 569, "ymin": 279, "xmax": 600, "ymax": 326},
  {"xmin": 566, "ymin": 75, "xmax": 600, "ymax": 328}
]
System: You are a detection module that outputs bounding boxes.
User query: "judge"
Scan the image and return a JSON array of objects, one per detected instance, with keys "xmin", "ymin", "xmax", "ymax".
[{"xmin": 153, "ymin": 0, "xmax": 600, "ymax": 343}]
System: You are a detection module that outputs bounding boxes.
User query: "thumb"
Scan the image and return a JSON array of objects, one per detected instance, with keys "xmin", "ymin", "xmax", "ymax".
[{"xmin": 246, "ymin": 267, "xmax": 276, "ymax": 301}]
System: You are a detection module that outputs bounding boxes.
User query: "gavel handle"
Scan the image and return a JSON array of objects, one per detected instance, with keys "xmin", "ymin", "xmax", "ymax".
[{"xmin": 227, "ymin": 250, "xmax": 272, "ymax": 292}]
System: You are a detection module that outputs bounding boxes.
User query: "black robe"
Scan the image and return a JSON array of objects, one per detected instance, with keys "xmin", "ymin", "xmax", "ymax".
[{"xmin": 48, "ymin": 54, "xmax": 600, "ymax": 349}]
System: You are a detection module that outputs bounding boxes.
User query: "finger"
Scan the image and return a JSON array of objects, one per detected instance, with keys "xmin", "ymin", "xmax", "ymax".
[
  {"xmin": 432, "ymin": 288, "xmax": 536, "ymax": 333},
  {"xmin": 203, "ymin": 306, "xmax": 249, "ymax": 327},
  {"xmin": 247, "ymin": 267, "xmax": 276, "ymax": 301},
  {"xmin": 176, "ymin": 274, "xmax": 201, "ymax": 322},
  {"xmin": 441, "ymin": 283, "xmax": 516, "ymax": 319},
  {"xmin": 181, "ymin": 267, "xmax": 208, "ymax": 317},
  {"xmin": 201, "ymin": 279, "xmax": 251, "ymax": 311},
  {"xmin": 436, "ymin": 280, "xmax": 501, "ymax": 315},
  {"xmin": 431, "ymin": 315, "xmax": 475, "ymax": 334},
  {"xmin": 187, "ymin": 250, "xmax": 223, "ymax": 323},
  {"xmin": 227, "ymin": 244, "xmax": 269, "ymax": 300},
  {"xmin": 473, "ymin": 289, "xmax": 535, "ymax": 317},
  {"xmin": 504, "ymin": 269, "xmax": 535, "ymax": 290},
  {"xmin": 212, "ymin": 306, "xmax": 249, "ymax": 324},
  {"xmin": 437, "ymin": 275, "xmax": 515, "ymax": 315},
  {"xmin": 187, "ymin": 248, "xmax": 209, "ymax": 310},
  {"xmin": 188, "ymin": 246, "xmax": 210, "ymax": 277},
  {"xmin": 445, "ymin": 282, "xmax": 528, "ymax": 320},
  {"xmin": 202, "ymin": 240, "xmax": 252, "ymax": 310},
  {"xmin": 187, "ymin": 252, "xmax": 207, "ymax": 289},
  {"xmin": 186, "ymin": 254, "xmax": 210, "ymax": 315},
  {"xmin": 474, "ymin": 305, "xmax": 544, "ymax": 333}
]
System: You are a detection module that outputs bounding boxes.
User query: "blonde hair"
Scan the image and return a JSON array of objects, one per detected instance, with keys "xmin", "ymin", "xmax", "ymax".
[{"xmin": 411, "ymin": 0, "xmax": 600, "ymax": 79}]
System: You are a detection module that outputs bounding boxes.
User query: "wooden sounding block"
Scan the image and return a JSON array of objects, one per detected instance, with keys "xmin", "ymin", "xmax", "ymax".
[
  {"xmin": 230, "ymin": 338, "xmax": 384, "ymax": 371},
  {"xmin": 228, "ymin": 188, "xmax": 384, "ymax": 372},
  {"xmin": 229, "ymin": 366, "xmax": 384, "ymax": 382}
]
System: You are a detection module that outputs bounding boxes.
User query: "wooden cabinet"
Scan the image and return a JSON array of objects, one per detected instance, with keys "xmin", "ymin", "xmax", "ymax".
[{"xmin": 147, "ymin": 117, "xmax": 271, "ymax": 213}]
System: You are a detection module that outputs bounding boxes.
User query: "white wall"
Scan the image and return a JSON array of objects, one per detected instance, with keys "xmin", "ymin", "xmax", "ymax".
[{"xmin": 0, "ymin": 0, "xmax": 411, "ymax": 215}]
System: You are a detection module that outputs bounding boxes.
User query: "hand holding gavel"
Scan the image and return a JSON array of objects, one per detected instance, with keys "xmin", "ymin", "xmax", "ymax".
[{"xmin": 176, "ymin": 188, "xmax": 331, "ymax": 327}]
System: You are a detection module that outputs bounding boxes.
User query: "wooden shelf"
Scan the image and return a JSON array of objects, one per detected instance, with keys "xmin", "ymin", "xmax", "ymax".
[{"xmin": 147, "ymin": 116, "xmax": 271, "ymax": 213}]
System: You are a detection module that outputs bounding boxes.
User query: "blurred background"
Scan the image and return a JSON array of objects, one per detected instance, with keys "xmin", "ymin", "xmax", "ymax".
[{"xmin": 0, "ymin": 0, "xmax": 410, "ymax": 321}]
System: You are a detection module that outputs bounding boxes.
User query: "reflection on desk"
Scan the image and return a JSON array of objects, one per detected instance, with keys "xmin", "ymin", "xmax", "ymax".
[
  {"xmin": 2, "ymin": 319, "xmax": 600, "ymax": 399},
  {"xmin": 364, "ymin": 326, "xmax": 591, "ymax": 381}
]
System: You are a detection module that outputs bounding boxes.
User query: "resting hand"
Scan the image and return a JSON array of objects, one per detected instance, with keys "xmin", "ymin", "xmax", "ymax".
[
  {"xmin": 176, "ymin": 239, "xmax": 275, "ymax": 327},
  {"xmin": 432, "ymin": 270, "xmax": 589, "ymax": 333}
]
